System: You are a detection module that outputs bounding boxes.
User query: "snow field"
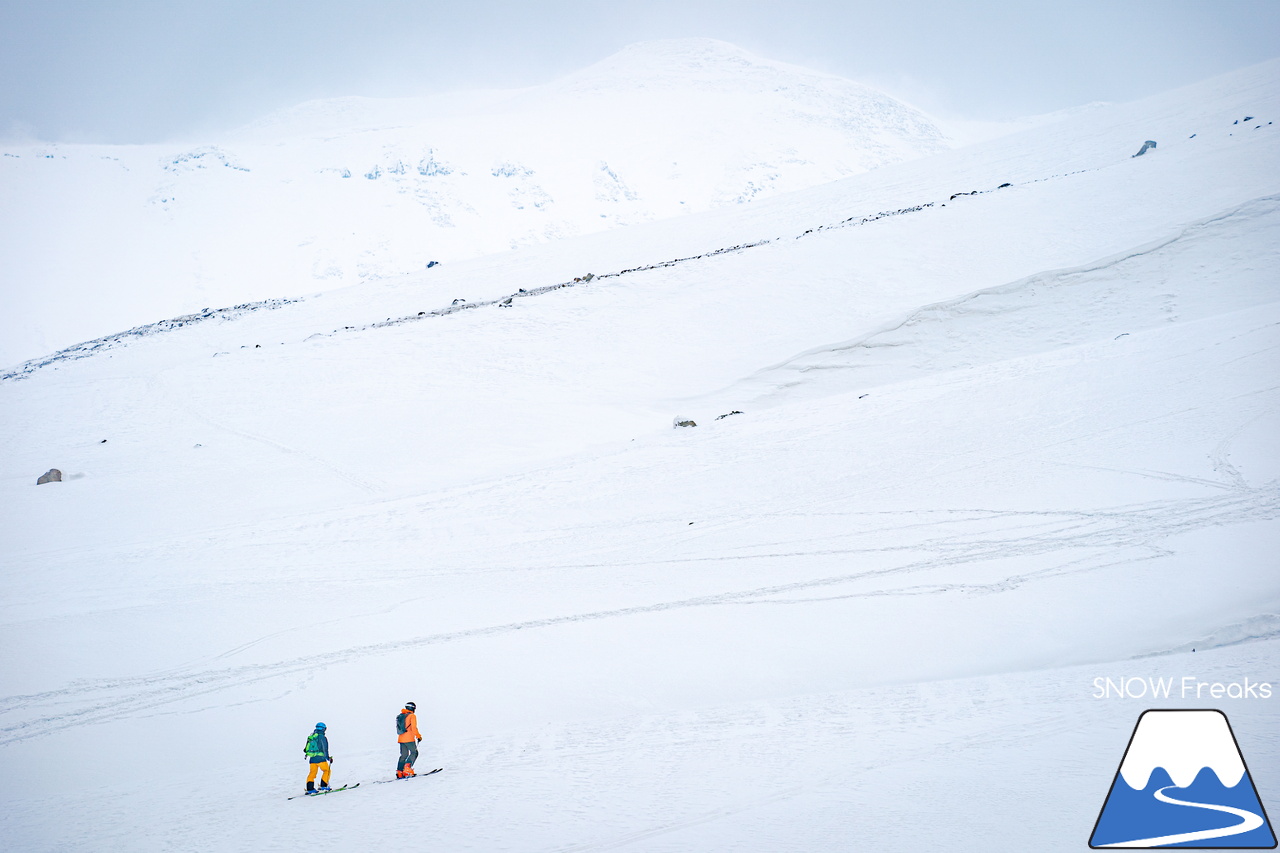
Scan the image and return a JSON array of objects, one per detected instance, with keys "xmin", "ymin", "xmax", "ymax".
[{"xmin": 1, "ymin": 54, "xmax": 1278, "ymax": 852}]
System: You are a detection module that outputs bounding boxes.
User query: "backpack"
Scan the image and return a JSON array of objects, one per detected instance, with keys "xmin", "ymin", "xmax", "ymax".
[
  {"xmin": 396, "ymin": 711, "xmax": 408, "ymax": 735},
  {"xmin": 305, "ymin": 732, "xmax": 325, "ymax": 757}
]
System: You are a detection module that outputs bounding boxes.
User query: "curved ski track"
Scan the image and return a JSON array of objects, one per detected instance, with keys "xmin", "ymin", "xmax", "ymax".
[{"xmin": 1, "ymin": 478, "xmax": 1274, "ymax": 747}]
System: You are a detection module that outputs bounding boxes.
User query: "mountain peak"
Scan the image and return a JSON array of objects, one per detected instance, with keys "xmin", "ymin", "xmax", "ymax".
[
  {"xmin": 605, "ymin": 37, "xmax": 760, "ymax": 66},
  {"xmin": 551, "ymin": 37, "xmax": 852, "ymax": 93}
]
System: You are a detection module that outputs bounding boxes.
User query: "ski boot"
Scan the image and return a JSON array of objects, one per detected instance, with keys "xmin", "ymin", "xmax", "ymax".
[
  {"xmin": 305, "ymin": 781, "xmax": 316, "ymax": 794},
  {"xmin": 319, "ymin": 782, "xmax": 331, "ymax": 792}
]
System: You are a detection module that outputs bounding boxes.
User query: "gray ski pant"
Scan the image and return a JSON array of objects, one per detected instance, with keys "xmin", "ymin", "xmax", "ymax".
[{"xmin": 398, "ymin": 741, "xmax": 418, "ymax": 773}]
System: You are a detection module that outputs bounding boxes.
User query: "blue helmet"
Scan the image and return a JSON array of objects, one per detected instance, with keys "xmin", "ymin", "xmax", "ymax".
[{"xmin": 315, "ymin": 722, "xmax": 326, "ymax": 730}]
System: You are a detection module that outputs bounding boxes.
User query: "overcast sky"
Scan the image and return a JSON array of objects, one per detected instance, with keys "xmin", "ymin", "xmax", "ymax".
[{"xmin": 3, "ymin": 0, "xmax": 1278, "ymax": 143}]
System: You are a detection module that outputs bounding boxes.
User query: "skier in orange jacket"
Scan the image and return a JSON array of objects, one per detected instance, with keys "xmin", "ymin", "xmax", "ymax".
[{"xmin": 396, "ymin": 702, "xmax": 422, "ymax": 778}]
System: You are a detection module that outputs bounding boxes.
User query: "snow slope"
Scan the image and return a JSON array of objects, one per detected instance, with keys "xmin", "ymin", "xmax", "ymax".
[
  {"xmin": 0, "ymin": 38, "xmax": 948, "ymax": 369},
  {"xmin": 0, "ymin": 58, "xmax": 1278, "ymax": 852}
]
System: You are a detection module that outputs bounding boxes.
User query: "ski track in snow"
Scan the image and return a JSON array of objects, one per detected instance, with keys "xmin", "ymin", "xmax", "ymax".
[
  {"xmin": 3, "ymin": 64, "xmax": 1278, "ymax": 853},
  {"xmin": 0, "ymin": 475, "xmax": 1273, "ymax": 746},
  {"xmin": 544, "ymin": 705, "xmax": 1076, "ymax": 853},
  {"xmin": 149, "ymin": 369, "xmax": 386, "ymax": 494}
]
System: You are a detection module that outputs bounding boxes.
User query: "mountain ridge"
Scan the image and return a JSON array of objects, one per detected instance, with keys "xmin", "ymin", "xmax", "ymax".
[{"xmin": 0, "ymin": 38, "xmax": 952, "ymax": 368}]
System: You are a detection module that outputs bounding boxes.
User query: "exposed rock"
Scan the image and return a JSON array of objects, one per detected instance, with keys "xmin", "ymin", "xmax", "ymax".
[
  {"xmin": 672, "ymin": 418, "xmax": 697, "ymax": 428},
  {"xmin": 1132, "ymin": 140, "xmax": 1157, "ymax": 157},
  {"xmin": 36, "ymin": 468, "xmax": 62, "ymax": 485}
]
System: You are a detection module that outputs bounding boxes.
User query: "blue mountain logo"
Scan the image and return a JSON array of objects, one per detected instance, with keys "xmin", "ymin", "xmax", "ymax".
[{"xmin": 1091, "ymin": 709, "xmax": 1276, "ymax": 848}]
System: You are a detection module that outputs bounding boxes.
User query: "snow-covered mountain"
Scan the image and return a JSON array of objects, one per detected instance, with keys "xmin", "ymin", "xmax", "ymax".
[
  {"xmin": 1, "ymin": 53, "xmax": 1278, "ymax": 852},
  {"xmin": 0, "ymin": 38, "xmax": 948, "ymax": 369}
]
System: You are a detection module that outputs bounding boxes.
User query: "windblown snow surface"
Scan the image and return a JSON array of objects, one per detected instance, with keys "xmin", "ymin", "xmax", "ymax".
[{"xmin": 2, "ymin": 55, "xmax": 1279, "ymax": 852}]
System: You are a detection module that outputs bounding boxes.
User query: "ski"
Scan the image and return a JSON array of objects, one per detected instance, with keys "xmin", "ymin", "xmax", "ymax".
[
  {"xmin": 374, "ymin": 767, "xmax": 442, "ymax": 784},
  {"xmin": 288, "ymin": 783, "xmax": 360, "ymax": 800}
]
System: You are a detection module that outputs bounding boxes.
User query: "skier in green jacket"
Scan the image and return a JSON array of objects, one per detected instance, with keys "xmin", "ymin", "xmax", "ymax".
[{"xmin": 304, "ymin": 722, "xmax": 332, "ymax": 794}]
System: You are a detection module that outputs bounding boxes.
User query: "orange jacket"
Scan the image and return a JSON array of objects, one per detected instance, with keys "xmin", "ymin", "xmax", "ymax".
[{"xmin": 397, "ymin": 709, "xmax": 421, "ymax": 743}]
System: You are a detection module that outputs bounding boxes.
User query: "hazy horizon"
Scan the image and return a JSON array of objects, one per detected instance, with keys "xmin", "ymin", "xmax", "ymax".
[{"xmin": 3, "ymin": 0, "xmax": 1278, "ymax": 144}]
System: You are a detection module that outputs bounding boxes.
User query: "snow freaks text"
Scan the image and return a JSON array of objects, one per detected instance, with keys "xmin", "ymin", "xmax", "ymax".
[{"xmin": 1092, "ymin": 677, "xmax": 1273, "ymax": 700}]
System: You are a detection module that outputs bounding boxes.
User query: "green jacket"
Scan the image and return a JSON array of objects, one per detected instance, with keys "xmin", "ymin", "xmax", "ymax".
[{"xmin": 304, "ymin": 729, "xmax": 330, "ymax": 764}]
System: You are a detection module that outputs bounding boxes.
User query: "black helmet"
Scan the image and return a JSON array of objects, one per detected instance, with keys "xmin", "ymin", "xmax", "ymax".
[{"xmin": 405, "ymin": 702, "xmax": 416, "ymax": 712}]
